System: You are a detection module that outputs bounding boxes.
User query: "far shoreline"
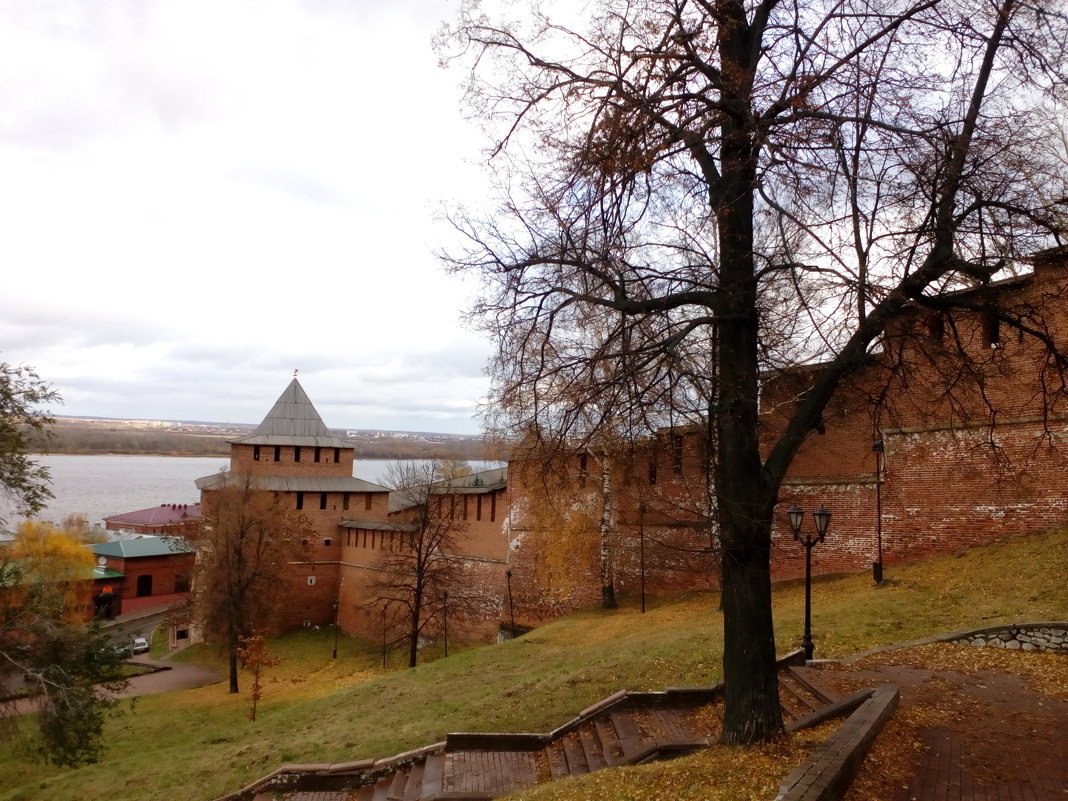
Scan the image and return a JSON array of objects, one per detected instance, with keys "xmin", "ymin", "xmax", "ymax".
[{"xmin": 33, "ymin": 418, "xmax": 502, "ymax": 463}]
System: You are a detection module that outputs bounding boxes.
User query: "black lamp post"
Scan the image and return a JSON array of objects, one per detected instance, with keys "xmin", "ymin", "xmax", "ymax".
[
  {"xmin": 442, "ymin": 591, "xmax": 448, "ymax": 658},
  {"xmin": 638, "ymin": 503, "xmax": 647, "ymax": 614},
  {"xmin": 331, "ymin": 599, "xmax": 340, "ymax": 659},
  {"xmin": 788, "ymin": 505, "xmax": 831, "ymax": 660},
  {"xmin": 505, "ymin": 569, "xmax": 516, "ymax": 638}
]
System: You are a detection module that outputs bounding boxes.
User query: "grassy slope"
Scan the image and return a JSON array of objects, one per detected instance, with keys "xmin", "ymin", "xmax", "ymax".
[{"xmin": 1, "ymin": 529, "xmax": 1064, "ymax": 801}]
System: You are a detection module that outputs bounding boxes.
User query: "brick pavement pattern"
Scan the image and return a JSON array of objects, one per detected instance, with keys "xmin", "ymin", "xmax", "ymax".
[{"xmin": 819, "ymin": 659, "xmax": 1068, "ymax": 801}]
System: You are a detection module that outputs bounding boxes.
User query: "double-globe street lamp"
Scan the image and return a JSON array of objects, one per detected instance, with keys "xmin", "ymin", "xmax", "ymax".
[{"xmin": 787, "ymin": 505, "xmax": 831, "ymax": 660}]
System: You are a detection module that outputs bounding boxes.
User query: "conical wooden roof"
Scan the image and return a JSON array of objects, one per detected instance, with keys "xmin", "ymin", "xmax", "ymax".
[{"xmin": 232, "ymin": 378, "xmax": 353, "ymax": 447}]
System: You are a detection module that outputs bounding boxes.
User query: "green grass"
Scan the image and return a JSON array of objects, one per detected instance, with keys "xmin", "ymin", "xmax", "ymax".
[{"xmin": 1, "ymin": 529, "xmax": 1064, "ymax": 801}]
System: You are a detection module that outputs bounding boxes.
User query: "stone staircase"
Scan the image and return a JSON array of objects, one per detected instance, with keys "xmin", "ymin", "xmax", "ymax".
[{"xmin": 235, "ymin": 652, "xmax": 834, "ymax": 801}]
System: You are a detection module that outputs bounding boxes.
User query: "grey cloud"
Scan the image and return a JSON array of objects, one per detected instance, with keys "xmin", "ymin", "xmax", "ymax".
[{"xmin": 0, "ymin": 305, "xmax": 164, "ymax": 351}]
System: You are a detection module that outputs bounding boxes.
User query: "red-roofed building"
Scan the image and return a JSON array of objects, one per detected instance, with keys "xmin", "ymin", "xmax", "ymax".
[{"xmin": 103, "ymin": 503, "xmax": 201, "ymax": 535}]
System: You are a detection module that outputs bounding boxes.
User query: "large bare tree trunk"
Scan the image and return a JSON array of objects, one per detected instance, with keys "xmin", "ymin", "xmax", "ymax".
[
  {"xmin": 408, "ymin": 588, "xmax": 422, "ymax": 668},
  {"xmin": 446, "ymin": 0, "xmax": 1066, "ymax": 747},
  {"xmin": 715, "ymin": 19, "xmax": 782, "ymax": 737},
  {"xmin": 599, "ymin": 452, "xmax": 618, "ymax": 609},
  {"xmin": 227, "ymin": 625, "xmax": 240, "ymax": 694}
]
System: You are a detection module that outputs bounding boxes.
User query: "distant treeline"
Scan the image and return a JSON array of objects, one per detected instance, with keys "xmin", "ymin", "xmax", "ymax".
[
  {"xmin": 28, "ymin": 421, "xmax": 506, "ymax": 461},
  {"xmin": 30, "ymin": 426, "xmax": 232, "ymax": 456}
]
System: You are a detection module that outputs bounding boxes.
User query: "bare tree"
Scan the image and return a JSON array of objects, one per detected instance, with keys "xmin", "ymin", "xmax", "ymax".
[
  {"xmin": 373, "ymin": 461, "xmax": 469, "ymax": 668},
  {"xmin": 188, "ymin": 473, "xmax": 312, "ymax": 694},
  {"xmin": 443, "ymin": 0, "xmax": 1067, "ymax": 743}
]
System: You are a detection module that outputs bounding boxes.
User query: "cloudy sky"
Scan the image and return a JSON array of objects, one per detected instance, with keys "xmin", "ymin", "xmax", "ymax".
[{"xmin": 0, "ymin": 0, "xmax": 500, "ymax": 434}]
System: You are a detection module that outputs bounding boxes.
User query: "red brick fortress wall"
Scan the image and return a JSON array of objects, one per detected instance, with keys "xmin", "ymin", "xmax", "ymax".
[{"xmin": 768, "ymin": 250, "xmax": 1068, "ymax": 577}]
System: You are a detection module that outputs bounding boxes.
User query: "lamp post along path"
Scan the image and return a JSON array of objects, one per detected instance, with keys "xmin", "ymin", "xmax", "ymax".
[
  {"xmin": 331, "ymin": 600, "xmax": 340, "ymax": 659},
  {"xmin": 872, "ymin": 439, "xmax": 884, "ymax": 584},
  {"xmin": 788, "ymin": 505, "xmax": 831, "ymax": 661}
]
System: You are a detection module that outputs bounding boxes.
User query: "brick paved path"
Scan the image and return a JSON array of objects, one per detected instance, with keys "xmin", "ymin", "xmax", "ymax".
[
  {"xmin": 898, "ymin": 728, "xmax": 1066, "ymax": 801},
  {"xmin": 821, "ymin": 660, "xmax": 1068, "ymax": 801}
]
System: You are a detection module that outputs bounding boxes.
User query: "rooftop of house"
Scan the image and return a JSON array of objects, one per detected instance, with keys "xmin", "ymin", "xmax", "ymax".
[
  {"xmin": 104, "ymin": 503, "xmax": 201, "ymax": 527},
  {"xmin": 338, "ymin": 519, "xmax": 419, "ymax": 532},
  {"xmin": 431, "ymin": 466, "xmax": 508, "ymax": 495},
  {"xmin": 388, "ymin": 466, "xmax": 508, "ymax": 513},
  {"xmin": 91, "ymin": 535, "xmax": 195, "ymax": 560},
  {"xmin": 231, "ymin": 377, "xmax": 354, "ymax": 449},
  {"xmin": 194, "ymin": 472, "xmax": 389, "ymax": 494}
]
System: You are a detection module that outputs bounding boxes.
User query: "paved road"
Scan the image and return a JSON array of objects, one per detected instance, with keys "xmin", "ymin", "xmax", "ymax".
[
  {"xmin": 3, "ymin": 654, "xmax": 221, "ymax": 717},
  {"xmin": 115, "ymin": 654, "xmax": 221, "ymax": 697},
  {"xmin": 102, "ymin": 610, "xmax": 169, "ymax": 649}
]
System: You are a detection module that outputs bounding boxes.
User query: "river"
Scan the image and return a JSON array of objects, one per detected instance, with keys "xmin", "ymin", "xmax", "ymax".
[{"xmin": 0, "ymin": 454, "xmax": 502, "ymax": 530}]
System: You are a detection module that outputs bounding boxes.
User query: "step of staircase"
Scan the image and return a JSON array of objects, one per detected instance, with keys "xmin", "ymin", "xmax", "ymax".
[
  {"xmin": 778, "ymin": 666, "xmax": 834, "ymax": 722},
  {"xmin": 241, "ymin": 658, "xmax": 834, "ymax": 801},
  {"xmin": 421, "ymin": 753, "xmax": 445, "ymax": 799}
]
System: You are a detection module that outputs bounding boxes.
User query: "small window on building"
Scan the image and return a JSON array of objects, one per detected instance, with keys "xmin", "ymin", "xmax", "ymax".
[
  {"xmin": 253, "ymin": 445, "xmax": 261, "ymax": 461},
  {"xmin": 294, "ymin": 446, "xmax": 302, "ymax": 462},
  {"xmin": 365, "ymin": 494, "xmax": 372, "ymax": 511},
  {"xmin": 490, "ymin": 491, "xmax": 497, "ymax": 522},
  {"xmin": 333, "ymin": 447, "xmax": 340, "ymax": 463},
  {"xmin": 136, "ymin": 575, "xmax": 153, "ymax": 597},
  {"xmin": 579, "ymin": 452, "xmax": 588, "ymax": 478},
  {"xmin": 174, "ymin": 573, "xmax": 190, "ymax": 593},
  {"xmin": 296, "ymin": 491, "xmax": 304, "ymax": 510},
  {"xmin": 648, "ymin": 459, "xmax": 658, "ymax": 485},
  {"xmin": 320, "ymin": 492, "xmax": 328, "ymax": 510},
  {"xmin": 462, "ymin": 495, "xmax": 469, "ymax": 521},
  {"xmin": 324, "ymin": 537, "xmax": 332, "ymax": 547},
  {"xmin": 314, "ymin": 446, "xmax": 321, "ymax": 463},
  {"xmin": 307, "ymin": 575, "xmax": 316, "ymax": 586},
  {"xmin": 673, "ymin": 435, "xmax": 684, "ymax": 474},
  {"xmin": 343, "ymin": 492, "xmax": 350, "ymax": 511},
  {"xmin": 477, "ymin": 494, "xmax": 483, "ymax": 521},
  {"xmin": 274, "ymin": 445, "xmax": 281, "ymax": 462},
  {"xmin": 927, "ymin": 314, "xmax": 945, "ymax": 343}
]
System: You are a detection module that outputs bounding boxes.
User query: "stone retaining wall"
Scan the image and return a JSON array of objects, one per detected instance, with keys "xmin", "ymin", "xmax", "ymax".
[{"xmin": 947, "ymin": 623, "xmax": 1067, "ymax": 653}]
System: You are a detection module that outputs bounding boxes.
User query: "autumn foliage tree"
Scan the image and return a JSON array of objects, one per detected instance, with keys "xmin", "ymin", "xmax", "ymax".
[
  {"xmin": 189, "ymin": 473, "xmax": 312, "ymax": 693},
  {"xmin": 443, "ymin": 0, "xmax": 1068, "ymax": 743},
  {"xmin": 236, "ymin": 632, "xmax": 283, "ymax": 722},
  {"xmin": 1, "ymin": 523, "xmax": 126, "ymax": 766}
]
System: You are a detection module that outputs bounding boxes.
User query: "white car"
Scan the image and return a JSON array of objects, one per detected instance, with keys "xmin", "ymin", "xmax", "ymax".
[{"xmin": 131, "ymin": 637, "xmax": 150, "ymax": 655}]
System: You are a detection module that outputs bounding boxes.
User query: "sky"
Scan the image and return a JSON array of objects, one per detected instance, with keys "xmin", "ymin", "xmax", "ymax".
[{"xmin": 0, "ymin": 0, "xmax": 500, "ymax": 435}]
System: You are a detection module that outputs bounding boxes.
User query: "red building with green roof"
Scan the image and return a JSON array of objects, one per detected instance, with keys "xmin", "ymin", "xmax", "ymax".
[{"xmin": 90, "ymin": 535, "xmax": 195, "ymax": 618}]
